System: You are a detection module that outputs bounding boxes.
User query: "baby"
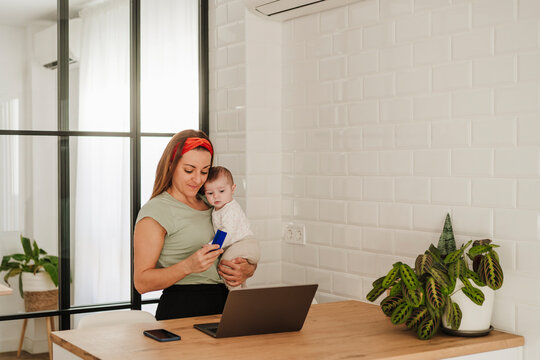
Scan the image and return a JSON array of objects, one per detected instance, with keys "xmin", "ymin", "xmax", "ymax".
[{"xmin": 203, "ymin": 166, "xmax": 260, "ymax": 290}]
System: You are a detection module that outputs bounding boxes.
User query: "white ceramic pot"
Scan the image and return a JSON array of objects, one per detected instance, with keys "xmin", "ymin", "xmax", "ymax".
[
  {"xmin": 21, "ymin": 271, "xmax": 57, "ymax": 292},
  {"xmin": 442, "ymin": 279, "xmax": 495, "ymax": 332}
]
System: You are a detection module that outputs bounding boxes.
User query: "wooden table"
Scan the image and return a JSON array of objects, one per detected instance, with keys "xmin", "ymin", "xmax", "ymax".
[{"xmin": 51, "ymin": 300, "xmax": 524, "ymax": 360}]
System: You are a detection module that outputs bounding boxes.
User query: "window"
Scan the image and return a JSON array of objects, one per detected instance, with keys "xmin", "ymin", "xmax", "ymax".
[{"xmin": 0, "ymin": 0, "xmax": 208, "ymax": 331}]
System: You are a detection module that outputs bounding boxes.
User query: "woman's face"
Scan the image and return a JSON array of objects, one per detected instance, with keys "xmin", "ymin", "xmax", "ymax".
[{"xmin": 170, "ymin": 148, "xmax": 212, "ymax": 198}]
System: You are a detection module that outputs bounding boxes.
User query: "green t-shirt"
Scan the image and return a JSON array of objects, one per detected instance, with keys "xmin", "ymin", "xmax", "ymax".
[{"xmin": 136, "ymin": 191, "xmax": 222, "ymax": 285}]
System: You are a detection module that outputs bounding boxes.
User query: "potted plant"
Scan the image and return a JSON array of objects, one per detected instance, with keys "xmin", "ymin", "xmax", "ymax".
[
  {"xmin": 366, "ymin": 214, "xmax": 504, "ymax": 339},
  {"xmin": 0, "ymin": 235, "xmax": 59, "ymax": 312}
]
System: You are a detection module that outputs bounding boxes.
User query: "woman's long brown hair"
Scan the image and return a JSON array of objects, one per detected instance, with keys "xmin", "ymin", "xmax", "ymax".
[{"xmin": 150, "ymin": 129, "xmax": 214, "ymax": 199}]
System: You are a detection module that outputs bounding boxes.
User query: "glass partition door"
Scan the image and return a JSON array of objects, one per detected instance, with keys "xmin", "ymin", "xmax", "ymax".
[{"xmin": 0, "ymin": 0, "xmax": 207, "ymax": 334}]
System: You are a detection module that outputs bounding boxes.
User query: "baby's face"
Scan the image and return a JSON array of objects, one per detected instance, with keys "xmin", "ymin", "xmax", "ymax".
[{"xmin": 204, "ymin": 176, "xmax": 236, "ymax": 210}]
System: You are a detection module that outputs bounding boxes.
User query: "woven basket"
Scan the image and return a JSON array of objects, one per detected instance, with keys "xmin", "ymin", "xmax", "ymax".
[{"xmin": 23, "ymin": 290, "xmax": 58, "ymax": 312}]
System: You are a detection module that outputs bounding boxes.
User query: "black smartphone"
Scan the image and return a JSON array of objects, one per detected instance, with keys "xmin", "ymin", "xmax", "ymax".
[{"xmin": 143, "ymin": 329, "xmax": 181, "ymax": 342}]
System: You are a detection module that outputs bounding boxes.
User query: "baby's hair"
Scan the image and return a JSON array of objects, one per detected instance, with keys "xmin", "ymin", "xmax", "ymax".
[{"xmin": 206, "ymin": 166, "xmax": 234, "ymax": 187}]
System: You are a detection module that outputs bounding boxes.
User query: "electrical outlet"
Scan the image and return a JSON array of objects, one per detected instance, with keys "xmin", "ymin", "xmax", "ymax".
[{"xmin": 283, "ymin": 223, "xmax": 305, "ymax": 245}]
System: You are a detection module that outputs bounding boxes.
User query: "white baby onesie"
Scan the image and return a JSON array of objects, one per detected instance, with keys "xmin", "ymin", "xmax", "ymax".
[{"xmin": 212, "ymin": 199, "xmax": 253, "ymax": 248}]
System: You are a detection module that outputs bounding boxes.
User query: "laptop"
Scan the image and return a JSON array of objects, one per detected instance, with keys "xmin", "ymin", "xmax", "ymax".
[{"xmin": 193, "ymin": 284, "xmax": 318, "ymax": 338}]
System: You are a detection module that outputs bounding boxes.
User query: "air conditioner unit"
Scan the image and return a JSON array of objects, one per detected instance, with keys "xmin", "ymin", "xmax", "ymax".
[
  {"xmin": 245, "ymin": 0, "xmax": 360, "ymax": 21},
  {"xmin": 33, "ymin": 18, "xmax": 82, "ymax": 70}
]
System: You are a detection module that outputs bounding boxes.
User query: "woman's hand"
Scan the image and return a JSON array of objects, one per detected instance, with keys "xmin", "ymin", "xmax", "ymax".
[
  {"xmin": 183, "ymin": 244, "xmax": 223, "ymax": 275},
  {"xmin": 218, "ymin": 258, "xmax": 257, "ymax": 288}
]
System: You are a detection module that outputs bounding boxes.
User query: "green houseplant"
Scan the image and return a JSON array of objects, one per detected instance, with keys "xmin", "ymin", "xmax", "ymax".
[
  {"xmin": 0, "ymin": 235, "xmax": 59, "ymax": 298},
  {"xmin": 366, "ymin": 214, "xmax": 504, "ymax": 339}
]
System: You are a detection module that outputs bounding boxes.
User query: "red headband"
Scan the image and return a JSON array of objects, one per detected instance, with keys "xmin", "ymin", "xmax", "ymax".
[{"xmin": 170, "ymin": 137, "xmax": 213, "ymax": 163}]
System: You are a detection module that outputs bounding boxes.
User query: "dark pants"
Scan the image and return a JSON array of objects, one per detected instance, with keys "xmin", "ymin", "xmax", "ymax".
[{"xmin": 155, "ymin": 283, "xmax": 229, "ymax": 320}]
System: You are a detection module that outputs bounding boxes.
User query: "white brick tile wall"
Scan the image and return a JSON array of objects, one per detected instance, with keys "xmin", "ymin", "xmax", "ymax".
[
  {"xmin": 332, "ymin": 273, "xmax": 364, "ymax": 298},
  {"xmin": 380, "ymin": 97, "xmax": 413, "ymax": 123},
  {"xmin": 495, "ymin": 21, "xmax": 539, "ymax": 53},
  {"xmin": 363, "ymin": 73, "xmax": 395, "ymax": 98},
  {"xmin": 348, "ymin": 0, "xmax": 379, "ymax": 26},
  {"xmin": 320, "ymin": 104, "xmax": 347, "ymax": 127},
  {"xmin": 395, "ymin": 13, "xmax": 430, "ymax": 42},
  {"xmin": 396, "ymin": 67, "xmax": 430, "ymax": 95},
  {"xmin": 348, "ymin": 152, "xmax": 379, "ymax": 175},
  {"xmin": 432, "ymin": 62, "xmax": 471, "ymax": 91},
  {"xmin": 319, "ymin": 56, "xmax": 346, "ymax": 81},
  {"xmin": 451, "ymin": 206, "xmax": 493, "ymax": 237},
  {"xmin": 380, "ymin": 45, "xmax": 413, "ymax": 71},
  {"xmin": 453, "ymin": 89, "xmax": 492, "ymax": 117},
  {"xmin": 294, "ymin": 198, "xmax": 319, "ymax": 220},
  {"xmin": 413, "ymin": 205, "xmax": 452, "ymax": 232},
  {"xmin": 432, "ymin": 178, "xmax": 470, "ymax": 205},
  {"xmin": 473, "ymin": 55, "xmax": 516, "ymax": 86},
  {"xmin": 472, "ymin": 118, "xmax": 516, "ymax": 146},
  {"xmin": 414, "ymin": 37, "xmax": 451, "ymax": 66},
  {"xmin": 363, "ymin": 22, "xmax": 394, "ymax": 49},
  {"xmin": 333, "ymin": 176, "xmax": 363, "ymax": 200},
  {"xmin": 414, "ymin": 0, "xmax": 450, "ymax": 12},
  {"xmin": 494, "ymin": 84, "xmax": 539, "ymax": 113},
  {"xmin": 209, "ymin": 1, "xmax": 540, "ymax": 355},
  {"xmin": 472, "ymin": 0, "xmax": 515, "ymax": 27},
  {"xmin": 281, "ymin": 262, "xmax": 306, "ymax": 284},
  {"xmin": 498, "ymin": 272, "xmax": 540, "ymax": 304},
  {"xmin": 431, "ymin": 119, "xmax": 470, "ymax": 148},
  {"xmin": 320, "ymin": 6, "xmax": 348, "ymax": 34},
  {"xmin": 395, "ymin": 177, "xmax": 430, "ymax": 203},
  {"xmin": 332, "ymin": 224, "xmax": 363, "ymax": 249},
  {"xmin": 495, "ymin": 148, "xmax": 539, "ymax": 177},
  {"xmin": 333, "ymin": 28, "xmax": 363, "ymax": 55},
  {"xmin": 518, "ymin": 180, "xmax": 540, "ymax": 210},
  {"xmin": 396, "ymin": 123, "xmax": 430, "ymax": 148},
  {"xmin": 292, "ymin": 244, "xmax": 319, "ymax": 266},
  {"xmin": 516, "ymin": 242, "xmax": 540, "ymax": 275},
  {"xmin": 363, "ymin": 177, "xmax": 394, "ymax": 202},
  {"xmin": 347, "ymin": 201, "xmax": 379, "ymax": 226},
  {"xmin": 320, "ymin": 152, "xmax": 348, "ymax": 174},
  {"xmin": 413, "ymin": 94, "xmax": 451, "ymax": 120},
  {"xmin": 394, "ymin": 230, "xmax": 436, "ymax": 257},
  {"xmin": 306, "ymin": 268, "xmax": 333, "ymax": 292},
  {"xmin": 380, "ymin": 0, "xmax": 413, "ymax": 19},
  {"xmin": 380, "ymin": 150, "xmax": 413, "ymax": 175},
  {"xmin": 349, "ymin": 100, "xmax": 379, "ymax": 124},
  {"xmin": 306, "ymin": 176, "xmax": 332, "ymax": 199},
  {"xmin": 362, "ymin": 125, "xmax": 395, "ymax": 149},
  {"xmin": 495, "ymin": 209, "xmax": 539, "ymax": 241},
  {"xmin": 306, "ymin": 221, "xmax": 333, "ymax": 245},
  {"xmin": 518, "ymin": 52, "xmax": 540, "ymax": 81},
  {"xmin": 306, "ymin": 36, "xmax": 332, "ymax": 59},
  {"xmin": 414, "ymin": 150, "xmax": 451, "ymax": 176},
  {"xmin": 319, "ymin": 247, "xmax": 348, "ymax": 271},
  {"xmin": 379, "ymin": 203, "xmax": 413, "ymax": 229},
  {"xmin": 362, "ymin": 227, "xmax": 395, "ymax": 253},
  {"xmin": 518, "ymin": 0, "xmax": 540, "ymax": 19},
  {"xmin": 431, "ymin": 4, "xmax": 469, "ymax": 35},
  {"xmin": 348, "ymin": 51, "xmax": 379, "ymax": 76},
  {"xmin": 320, "ymin": 200, "xmax": 347, "ymax": 223},
  {"xmin": 452, "ymin": 149, "xmax": 493, "ymax": 176},
  {"xmin": 518, "ymin": 116, "xmax": 540, "ymax": 145},
  {"xmin": 472, "ymin": 179, "xmax": 516, "ymax": 208}
]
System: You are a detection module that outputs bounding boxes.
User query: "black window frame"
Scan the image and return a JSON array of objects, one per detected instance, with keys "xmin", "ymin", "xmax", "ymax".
[{"xmin": 0, "ymin": 0, "xmax": 208, "ymax": 330}]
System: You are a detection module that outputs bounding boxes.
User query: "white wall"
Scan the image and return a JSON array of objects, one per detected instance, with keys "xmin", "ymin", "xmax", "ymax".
[
  {"xmin": 210, "ymin": 0, "xmax": 540, "ymax": 358},
  {"xmin": 209, "ymin": 1, "xmax": 283, "ymax": 286}
]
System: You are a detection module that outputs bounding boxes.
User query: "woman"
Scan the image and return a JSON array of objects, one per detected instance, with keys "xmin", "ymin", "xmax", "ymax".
[{"xmin": 134, "ymin": 129, "xmax": 256, "ymax": 320}]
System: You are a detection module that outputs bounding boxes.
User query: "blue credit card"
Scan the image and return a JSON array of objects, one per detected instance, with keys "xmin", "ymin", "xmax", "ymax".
[{"xmin": 211, "ymin": 229, "xmax": 227, "ymax": 249}]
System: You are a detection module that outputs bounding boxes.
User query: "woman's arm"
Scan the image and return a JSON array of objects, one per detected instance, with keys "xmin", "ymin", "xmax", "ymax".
[
  {"xmin": 134, "ymin": 217, "xmax": 223, "ymax": 294},
  {"xmin": 218, "ymin": 258, "xmax": 257, "ymax": 288}
]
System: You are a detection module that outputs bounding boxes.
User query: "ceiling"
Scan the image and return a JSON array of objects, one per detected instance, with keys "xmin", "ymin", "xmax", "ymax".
[{"xmin": 0, "ymin": 0, "xmax": 93, "ymax": 27}]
